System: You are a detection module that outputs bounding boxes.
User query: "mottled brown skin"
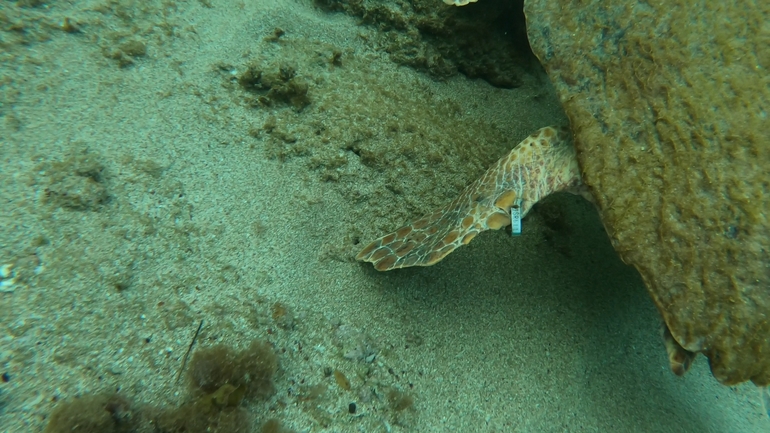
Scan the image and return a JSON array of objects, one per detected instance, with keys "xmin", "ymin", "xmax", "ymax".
[
  {"xmin": 363, "ymin": 0, "xmax": 770, "ymax": 391},
  {"xmin": 357, "ymin": 126, "xmax": 582, "ymax": 271},
  {"xmin": 356, "ymin": 122, "xmax": 695, "ymax": 379}
]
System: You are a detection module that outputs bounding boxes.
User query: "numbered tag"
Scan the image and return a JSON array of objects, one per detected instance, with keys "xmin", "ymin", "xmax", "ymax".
[{"xmin": 511, "ymin": 199, "xmax": 522, "ymax": 236}]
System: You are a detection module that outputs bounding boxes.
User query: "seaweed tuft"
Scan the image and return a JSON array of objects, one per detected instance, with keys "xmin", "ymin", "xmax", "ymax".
[
  {"xmin": 44, "ymin": 394, "xmax": 137, "ymax": 433},
  {"xmin": 188, "ymin": 340, "xmax": 278, "ymax": 400}
]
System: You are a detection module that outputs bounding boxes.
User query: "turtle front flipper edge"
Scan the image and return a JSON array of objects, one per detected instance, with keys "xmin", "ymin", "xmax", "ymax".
[{"xmin": 356, "ymin": 126, "xmax": 582, "ymax": 271}]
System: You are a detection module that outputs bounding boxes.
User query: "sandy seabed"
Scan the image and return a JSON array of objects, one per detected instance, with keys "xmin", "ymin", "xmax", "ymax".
[{"xmin": 0, "ymin": 0, "xmax": 767, "ymax": 432}]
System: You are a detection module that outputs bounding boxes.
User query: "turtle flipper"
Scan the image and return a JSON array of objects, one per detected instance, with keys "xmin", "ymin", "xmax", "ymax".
[
  {"xmin": 357, "ymin": 126, "xmax": 582, "ymax": 271},
  {"xmin": 662, "ymin": 323, "xmax": 697, "ymax": 376}
]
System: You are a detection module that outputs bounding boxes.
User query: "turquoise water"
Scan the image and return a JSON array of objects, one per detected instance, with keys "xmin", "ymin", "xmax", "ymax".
[{"xmin": 0, "ymin": 1, "xmax": 767, "ymax": 432}]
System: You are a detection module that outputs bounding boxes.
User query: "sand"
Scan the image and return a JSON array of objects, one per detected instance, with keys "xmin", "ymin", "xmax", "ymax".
[{"xmin": 0, "ymin": 0, "xmax": 767, "ymax": 432}]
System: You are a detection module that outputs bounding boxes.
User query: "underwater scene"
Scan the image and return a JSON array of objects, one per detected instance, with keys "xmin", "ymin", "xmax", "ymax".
[{"xmin": 1, "ymin": 0, "xmax": 769, "ymax": 432}]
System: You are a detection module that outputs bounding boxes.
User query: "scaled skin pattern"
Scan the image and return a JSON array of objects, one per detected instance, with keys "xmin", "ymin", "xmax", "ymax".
[
  {"xmin": 357, "ymin": 126, "xmax": 583, "ymax": 271},
  {"xmin": 362, "ymin": 0, "xmax": 770, "ymax": 389}
]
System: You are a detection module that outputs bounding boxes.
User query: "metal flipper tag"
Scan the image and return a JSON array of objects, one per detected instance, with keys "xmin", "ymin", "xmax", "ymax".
[{"xmin": 511, "ymin": 199, "xmax": 522, "ymax": 236}]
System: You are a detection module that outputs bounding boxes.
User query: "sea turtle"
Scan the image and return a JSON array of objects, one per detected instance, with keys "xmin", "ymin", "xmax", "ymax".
[
  {"xmin": 356, "ymin": 125, "xmax": 585, "ymax": 271},
  {"xmin": 356, "ymin": 124, "xmax": 700, "ymax": 375},
  {"xmin": 357, "ymin": 0, "xmax": 770, "ymax": 395}
]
